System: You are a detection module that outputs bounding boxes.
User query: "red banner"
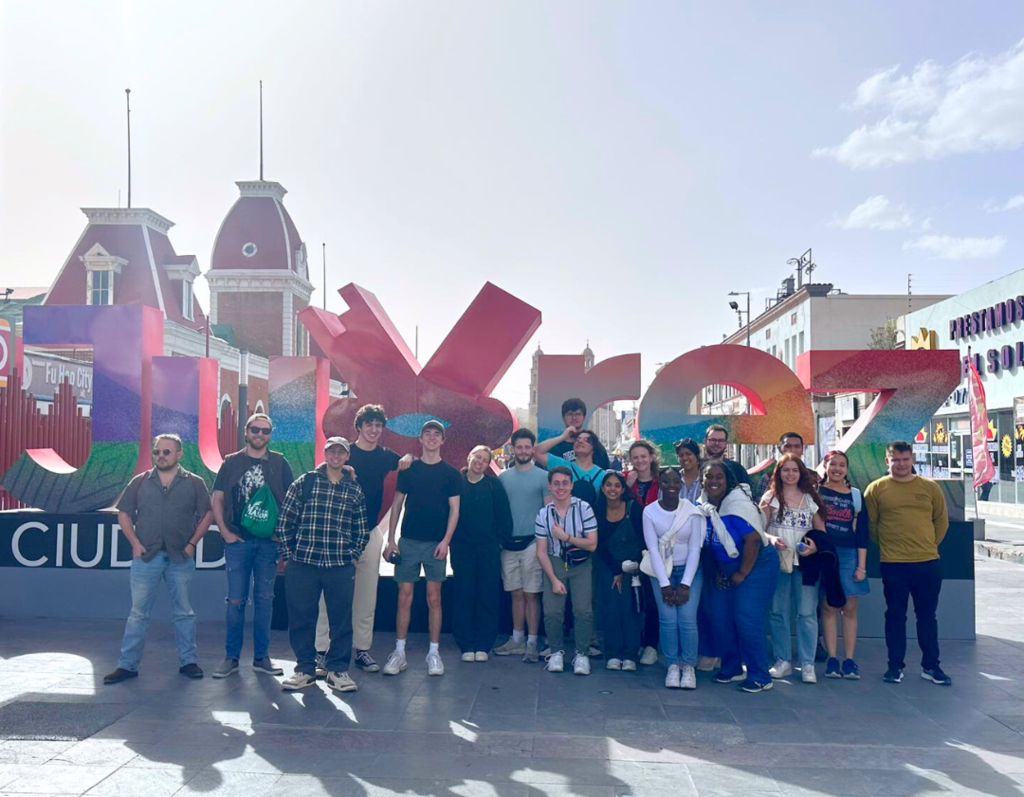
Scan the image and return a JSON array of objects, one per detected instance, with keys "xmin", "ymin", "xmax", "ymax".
[{"xmin": 968, "ymin": 358, "xmax": 995, "ymax": 489}]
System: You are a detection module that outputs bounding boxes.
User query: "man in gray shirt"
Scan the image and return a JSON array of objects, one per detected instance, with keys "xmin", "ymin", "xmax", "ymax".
[
  {"xmin": 495, "ymin": 429, "xmax": 549, "ymax": 663},
  {"xmin": 104, "ymin": 434, "xmax": 213, "ymax": 684}
]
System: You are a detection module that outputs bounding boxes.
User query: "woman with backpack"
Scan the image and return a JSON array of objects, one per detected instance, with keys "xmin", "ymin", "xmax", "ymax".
[
  {"xmin": 818, "ymin": 450, "xmax": 870, "ymax": 679},
  {"xmin": 594, "ymin": 471, "xmax": 645, "ymax": 671}
]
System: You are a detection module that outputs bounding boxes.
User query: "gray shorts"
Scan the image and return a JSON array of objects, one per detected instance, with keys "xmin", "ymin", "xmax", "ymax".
[{"xmin": 394, "ymin": 537, "xmax": 447, "ymax": 583}]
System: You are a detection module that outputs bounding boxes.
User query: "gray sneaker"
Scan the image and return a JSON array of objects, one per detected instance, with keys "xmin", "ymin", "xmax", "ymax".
[
  {"xmin": 253, "ymin": 657, "xmax": 283, "ymax": 675},
  {"xmin": 212, "ymin": 658, "xmax": 239, "ymax": 679},
  {"xmin": 493, "ymin": 637, "xmax": 526, "ymax": 656},
  {"xmin": 523, "ymin": 640, "xmax": 539, "ymax": 663}
]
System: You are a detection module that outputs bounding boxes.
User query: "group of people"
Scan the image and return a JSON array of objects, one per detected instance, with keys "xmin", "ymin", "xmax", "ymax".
[{"xmin": 103, "ymin": 398, "xmax": 953, "ymax": 696}]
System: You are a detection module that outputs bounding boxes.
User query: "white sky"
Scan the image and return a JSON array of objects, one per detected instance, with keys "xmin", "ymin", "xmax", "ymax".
[{"xmin": 2, "ymin": 2, "xmax": 1024, "ymax": 410}]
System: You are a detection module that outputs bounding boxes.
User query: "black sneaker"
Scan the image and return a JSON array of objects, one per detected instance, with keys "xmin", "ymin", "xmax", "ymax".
[
  {"xmin": 103, "ymin": 668, "xmax": 138, "ymax": 685},
  {"xmin": 179, "ymin": 663, "xmax": 204, "ymax": 679},
  {"xmin": 354, "ymin": 650, "xmax": 379, "ymax": 673},
  {"xmin": 739, "ymin": 679, "xmax": 773, "ymax": 693},
  {"xmin": 824, "ymin": 657, "xmax": 841, "ymax": 678},
  {"xmin": 922, "ymin": 666, "xmax": 952, "ymax": 685},
  {"xmin": 883, "ymin": 667, "xmax": 903, "ymax": 683},
  {"xmin": 713, "ymin": 670, "xmax": 746, "ymax": 684}
]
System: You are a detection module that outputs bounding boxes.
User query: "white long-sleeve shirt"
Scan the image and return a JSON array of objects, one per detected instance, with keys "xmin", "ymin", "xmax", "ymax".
[{"xmin": 642, "ymin": 501, "xmax": 703, "ymax": 588}]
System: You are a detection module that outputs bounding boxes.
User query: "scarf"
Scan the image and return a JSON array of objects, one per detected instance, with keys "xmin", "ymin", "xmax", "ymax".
[{"xmin": 697, "ymin": 483, "xmax": 767, "ymax": 559}]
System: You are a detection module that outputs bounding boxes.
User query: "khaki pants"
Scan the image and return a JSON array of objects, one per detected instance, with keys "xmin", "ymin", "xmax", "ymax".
[
  {"xmin": 542, "ymin": 557, "xmax": 594, "ymax": 656},
  {"xmin": 315, "ymin": 524, "xmax": 384, "ymax": 652}
]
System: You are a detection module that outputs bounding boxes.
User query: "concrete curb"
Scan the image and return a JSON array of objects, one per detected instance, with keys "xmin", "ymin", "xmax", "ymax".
[{"xmin": 975, "ymin": 540, "xmax": 1024, "ymax": 565}]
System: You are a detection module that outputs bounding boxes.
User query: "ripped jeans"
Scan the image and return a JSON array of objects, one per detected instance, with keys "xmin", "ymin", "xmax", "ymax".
[{"xmin": 224, "ymin": 537, "xmax": 278, "ymax": 661}]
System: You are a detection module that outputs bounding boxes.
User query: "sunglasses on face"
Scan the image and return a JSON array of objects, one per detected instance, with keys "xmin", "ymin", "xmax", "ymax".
[
  {"xmin": 248, "ymin": 426, "xmax": 272, "ymax": 435},
  {"xmin": 152, "ymin": 448, "xmax": 175, "ymax": 457}
]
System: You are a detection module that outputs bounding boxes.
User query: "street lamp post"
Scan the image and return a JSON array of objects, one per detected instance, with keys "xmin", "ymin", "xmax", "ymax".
[{"xmin": 728, "ymin": 291, "xmax": 751, "ymax": 346}]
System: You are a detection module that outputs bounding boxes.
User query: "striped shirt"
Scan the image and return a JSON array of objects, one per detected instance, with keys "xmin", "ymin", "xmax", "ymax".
[
  {"xmin": 275, "ymin": 465, "xmax": 370, "ymax": 567},
  {"xmin": 534, "ymin": 497, "xmax": 597, "ymax": 559}
]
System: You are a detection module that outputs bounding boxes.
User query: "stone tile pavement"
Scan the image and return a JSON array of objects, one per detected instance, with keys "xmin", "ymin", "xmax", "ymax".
[{"xmin": 2, "ymin": 556, "xmax": 1024, "ymax": 796}]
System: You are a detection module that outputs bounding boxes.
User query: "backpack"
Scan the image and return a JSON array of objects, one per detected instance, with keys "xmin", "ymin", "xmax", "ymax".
[
  {"xmin": 569, "ymin": 463, "xmax": 601, "ymax": 507},
  {"xmin": 240, "ymin": 482, "xmax": 278, "ymax": 538},
  {"xmin": 851, "ymin": 487, "xmax": 863, "ymax": 518}
]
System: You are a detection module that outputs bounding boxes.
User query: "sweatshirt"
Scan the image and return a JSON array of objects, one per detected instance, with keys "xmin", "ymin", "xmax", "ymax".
[{"xmin": 864, "ymin": 475, "xmax": 948, "ymax": 563}]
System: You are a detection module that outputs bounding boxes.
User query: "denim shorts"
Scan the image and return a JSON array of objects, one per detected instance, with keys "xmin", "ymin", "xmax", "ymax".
[
  {"xmin": 394, "ymin": 537, "xmax": 448, "ymax": 583},
  {"xmin": 834, "ymin": 546, "xmax": 870, "ymax": 598}
]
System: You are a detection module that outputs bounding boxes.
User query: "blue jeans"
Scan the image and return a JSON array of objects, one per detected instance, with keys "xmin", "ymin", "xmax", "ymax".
[
  {"xmin": 118, "ymin": 552, "xmax": 197, "ymax": 671},
  {"xmin": 770, "ymin": 567, "xmax": 819, "ymax": 665},
  {"xmin": 708, "ymin": 544, "xmax": 779, "ymax": 685},
  {"xmin": 649, "ymin": 566, "xmax": 703, "ymax": 667},
  {"xmin": 224, "ymin": 537, "xmax": 278, "ymax": 660}
]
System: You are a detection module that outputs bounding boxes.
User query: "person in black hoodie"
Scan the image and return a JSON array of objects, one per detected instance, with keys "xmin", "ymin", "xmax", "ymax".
[
  {"xmin": 452, "ymin": 445, "xmax": 513, "ymax": 661},
  {"xmin": 594, "ymin": 472, "xmax": 645, "ymax": 671}
]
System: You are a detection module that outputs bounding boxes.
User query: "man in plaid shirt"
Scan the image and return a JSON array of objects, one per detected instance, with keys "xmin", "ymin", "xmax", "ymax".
[{"xmin": 276, "ymin": 437, "xmax": 369, "ymax": 693}]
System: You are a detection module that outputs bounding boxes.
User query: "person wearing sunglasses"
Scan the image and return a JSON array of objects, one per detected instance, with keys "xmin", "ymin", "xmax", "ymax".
[
  {"xmin": 104, "ymin": 434, "xmax": 213, "ymax": 685},
  {"xmin": 211, "ymin": 413, "xmax": 295, "ymax": 679}
]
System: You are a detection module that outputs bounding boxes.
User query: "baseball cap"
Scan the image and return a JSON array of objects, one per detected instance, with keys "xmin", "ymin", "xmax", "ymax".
[
  {"xmin": 324, "ymin": 436, "xmax": 351, "ymax": 452},
  {"xmin": 420, "ymin": 419, "xmax": 446, "ymax": 438}
]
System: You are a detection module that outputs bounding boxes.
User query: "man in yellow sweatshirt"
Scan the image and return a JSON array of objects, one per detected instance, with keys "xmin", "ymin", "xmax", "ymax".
[{"xmin": 864, "ymin": 441, "xmax": 950, "ymax": 686}]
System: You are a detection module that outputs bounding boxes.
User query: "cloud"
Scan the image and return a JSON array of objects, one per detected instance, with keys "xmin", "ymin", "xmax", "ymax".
[
  {"xmin": 815, "ymin": 39, "xmax": 1024, "ymax": 168},
  {"xmin": 831, "ymin": 195, "xmax": 913, "ymax": 230},
  {"xmin": 985, "ymin": 194, "xmax": 1024, "ymax": 212},
  {"xmin": 902, "ymin": 234, "xmax": 1006, "ymax": 260}
]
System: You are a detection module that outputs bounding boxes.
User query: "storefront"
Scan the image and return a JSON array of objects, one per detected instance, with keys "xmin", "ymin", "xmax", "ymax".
[{"xmin": 904, "ymin": 269, "xmax": 1024, "ymax": 507}]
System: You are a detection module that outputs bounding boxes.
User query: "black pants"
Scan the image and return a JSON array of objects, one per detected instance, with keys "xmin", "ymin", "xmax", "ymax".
[
  {"xmin": 286, "ymin": 561, "xmax": 355, "ymax": 675},
  {"xmin": 881, "ymin": 559, "xmax": 942, "ymax": 671},
  {"xmin": 594, "ymin": 559, "xmax": 642, "ymax": 661},
  {"xmin": 451, "ymin": 542, "xmax": 501, "ymax": 653}
]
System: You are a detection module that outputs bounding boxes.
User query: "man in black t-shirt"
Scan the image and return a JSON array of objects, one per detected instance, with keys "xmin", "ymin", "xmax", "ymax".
[
  {"xmin": 211, "ymin": 413, "xmax": 294, "ymax": 680},
  {"xmin": 313, "ymin": 405, "xmax": 411, "ymax": 675},
  {"xmin": 547, "ymin": 397, "xmax": 611, "ymax": 470},
  {"xmin": 381, "ymin": 420, "xmax": 461, "ymax": 677}
]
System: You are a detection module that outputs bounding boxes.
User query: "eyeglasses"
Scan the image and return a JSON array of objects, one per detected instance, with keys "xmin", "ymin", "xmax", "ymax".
[
  {"xmin": 152, "ymin": 448, "xmax": 174, "ymax": 457},
  {"xmin": 248, "ymin": 425, "xmax": 272, "ymax": 435}
]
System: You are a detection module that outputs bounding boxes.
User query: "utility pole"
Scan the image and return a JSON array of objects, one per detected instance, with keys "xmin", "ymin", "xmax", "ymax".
[
  {"xmin": 259, "ymin": 80, "xmax": 264, "ymax": 181},
  {"xmin": 125, "ymin": 89, "xmax": 132, "ymax": 208}
]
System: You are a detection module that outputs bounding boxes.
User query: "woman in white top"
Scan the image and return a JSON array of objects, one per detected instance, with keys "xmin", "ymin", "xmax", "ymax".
[
  {"xmin": 759, "ymin": 453, "xmax": 826, "ymax": 684},
  {"xmin": 642, "ymin": 467, "xmax": 704, "ymax": 689}
]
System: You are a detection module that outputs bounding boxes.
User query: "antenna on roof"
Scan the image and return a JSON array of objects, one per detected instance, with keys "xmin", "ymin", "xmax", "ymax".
[
  {"xmin": 125, "ymin": 88, "xmax": 132, "ymax": 208},
  {"xmin": 259, "ymin": 80, "xmax": 264, "ymax": 181}
]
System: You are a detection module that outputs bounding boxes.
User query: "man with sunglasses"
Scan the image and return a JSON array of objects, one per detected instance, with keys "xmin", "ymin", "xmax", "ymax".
[
  {"xmin": 104, "ymin": 434, "xmax": 212, "ymax": 684},
  {"xmin": 211, "ymin": 413, "xmax": 295, "ymax": 679}
]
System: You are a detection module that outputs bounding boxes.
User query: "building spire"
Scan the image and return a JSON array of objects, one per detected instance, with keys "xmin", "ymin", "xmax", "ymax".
[
  {"xmin": 125, "ymin": 88, "xmax": 132, "ymax": 208},
  {"xmin": 259, "ymin": 80, "xmax": 264, "ymax": 181}
]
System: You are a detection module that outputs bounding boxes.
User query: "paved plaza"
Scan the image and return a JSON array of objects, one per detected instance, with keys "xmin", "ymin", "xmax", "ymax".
[{"xmin": 1, "ymin": 557, "xmax": 1024, "ymax": 797}]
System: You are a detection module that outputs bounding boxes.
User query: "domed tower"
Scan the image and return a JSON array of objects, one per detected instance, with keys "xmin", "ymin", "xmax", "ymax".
[
  {"xmin": 206, "ymin": 180, "xmax": 313, "ymax": 357},
  {"xmin": 582, "ymin": 341, "xmax": 594, "ymax": 370}
]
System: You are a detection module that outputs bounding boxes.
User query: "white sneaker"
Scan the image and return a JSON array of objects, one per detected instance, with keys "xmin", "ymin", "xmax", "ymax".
[
  {"xmin": 680, "ymin": 664, "xmax": 697, "ymax": 690},
  {"xmin": 474, "ymin": 651, "xmax": 489, "ymax": 662},
  {"xmin": 801, "ymin": 663, "xmax": 817, "ymax": 684},
  {"xmin": 426, "ymin": 651, "xmax": 445, "ymax": 676},
  {"xmin": 493, "ymin": 638, "xmax": 526, "ymax": 656},
  {"xmin": 382, "ymin": 649, "xmax": 407, "ymax": 676},
  {"xmin": 665, "ymin": 664, "xmax": 682, "ymax": 688},
  {"xmin": 540, "ymin": 646, "xmax": 553, "ymax": 658},
  {"xmin": 523, "ymin": 640, "xmax": 540, "ymax": 663},
  {"xmin": 573, "ymin": 654, "xmax": 591, "ymax": 675},
  {"xmin": 282, "ymin": 671, "xmax": 316, "ymax": 691},
  {"xmin": 606, "ymin": 658, "xmax": 622, "ymax": 671},
  {"xmin": 326, "ymin": 671, "xmax": 358, "ymax": 692},
  {"xmin": 622, "ymin": 660, "xmax": 637, "ymax": 672},
  {"xmin": 769, "ymin": 659, "xmax": 793, "ymax": 679},
  {"xmin": 460, "ymin": 652, "xmax": 475, "ymax": 662},
  {"xmin": 546, "ymin": 650, "xmax": 564, "ymax": 673},
  {"xmin": 640, "ymin": 646, "xmax": 659, "ymax": 666}
]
